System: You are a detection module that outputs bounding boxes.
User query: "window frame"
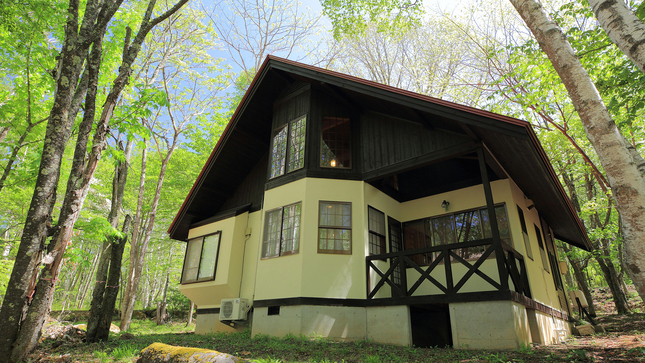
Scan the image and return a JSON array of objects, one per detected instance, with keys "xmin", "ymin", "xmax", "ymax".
[
  {"xmin": 318, "ymin": 201, "xmax": 352, "ymax": 255},
  {"xmin": 401, "ymin": 203, "xmax": 511, "ymax": 264},
  {"xmin": 320, "ymin": 116, "xmax": 352, "ymax": 169},
  {"xmin": 261, "ymin": 202, "xmax": 302, "ymax": 259},
  {"xmin": 534, "ymin": 224, "xmax": 551, "ymax": 273},
  {"xmin": 517, "ymin": 205, "xmax": 534, "ymax": 260},
  {"xmin": 180, "ymin": 231, "xmax": 222, "ymax": 285},
  {"xmin": 269, "ymin": 115, "xmax": 307, "ymax": 179},
  {"xmin": 368, "ymin": 206, "xmax": 387, "ymax": 255}
]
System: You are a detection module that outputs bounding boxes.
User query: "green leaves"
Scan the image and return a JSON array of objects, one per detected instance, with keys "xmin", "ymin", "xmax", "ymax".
[{"xmin": 321, "ymin": 0, "xmax": 424, "ymax": 39}]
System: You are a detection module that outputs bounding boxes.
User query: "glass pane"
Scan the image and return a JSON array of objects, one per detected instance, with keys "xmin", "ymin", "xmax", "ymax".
[
  {"xmin": 182, "ymin": 238, "xmax": 203, "ymax": 282},
  {"xmin": 482, "ymin": 205, "xmax": 510, "ymax": 239},
  {"xmin": 287, "ymin": 117, "xmax": 306, "ymax": 171},
  {"xmin": 281, "ymin": 203, "xmax": 301, "ymax": 253},
  {"xmin": 455, "ymin": 210, "xmax": 482, "ymax": 242},
  {"xmin": 198, "ymin": 233, "xmax": 220, "ymax": 280},
  {"xmin": 368, "ymin": 207, "xmax": 386, "ymax": 235},
  {"xmin": 263, "ymin": 209, "xmax": 282, "ymax": 258},
  {"xmin": 270, "ymin": 127, "xmax": 287, "ymax": 178},
  {"xmin": 432, "ymin": 215, "xmax": 455, "ymax": 245},
  {"xmin": 321, "ymin": 117, "xmax": 351, "ymax": 168},
  {"xmin": 319, "ymin": 202, "xmax": 350, "ymax": 227}
]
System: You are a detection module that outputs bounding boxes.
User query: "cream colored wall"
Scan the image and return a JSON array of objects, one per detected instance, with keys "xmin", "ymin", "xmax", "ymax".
[
  {"xmin": 179, "ymin": 210, "xmax": 262, "ymax": 310},
  {"xmin": 506, "ymin": 179, "xmax": 561, "ymax": 311},
  {"xmin": 255, "ymin": 178, "xmax": 368, "ymax": 300}
]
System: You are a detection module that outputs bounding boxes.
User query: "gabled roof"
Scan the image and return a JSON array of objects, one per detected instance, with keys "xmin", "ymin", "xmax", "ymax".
[{"xmin": 168, "ymin": 56, "xmax": 591, "ymax": 250}]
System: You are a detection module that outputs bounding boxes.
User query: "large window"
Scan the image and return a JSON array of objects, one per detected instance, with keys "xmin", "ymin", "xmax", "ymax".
[
  {"xmin": 535, "ymin": 224, "xmax": 550, "ymax": 273},
  {"xmin": 270, "ymin": 116, "xmax": 307, "ymax": 178},
  {"xmin": 262, "ymin": 203, "xmax": 302, "ymax": 258},
  {"xmin": 403, "ymin": 204, "xmax": 510, "ymax": 264},
  {"xmin": 318, "ymin": 201, "xmax": 352, "ymax": 254},
  {"xmin": 321, "ymin": 117, "xmax": 351, "ymax": 168},
  {"xmin": 517, "ymin": 206, "xmax": 533, "ymax": 260},
  {"xmin": 368, "ymin": 206, "xmax": 386, "ymax": 255},
  {"xmin": 181, "ymin": 232, "xmax": 222, "ymax": 283}
]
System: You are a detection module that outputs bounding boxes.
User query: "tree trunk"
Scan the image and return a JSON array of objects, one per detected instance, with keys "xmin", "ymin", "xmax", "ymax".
[
  {"xmin": 120, "ymin": 141, "xmax": 147, "ymax": 331},
  {"xmin": 86, "ymin": 140, "xmax": 132, "ymax": 341},
  {"xmin": 588, "ymin": 0, "xmax": 645, "ymax": 75},
  {"xmin": 510, "ymin": 0, "xmax": 645, "ymax": 304},
  {"xmin": 93, "ymin": 215, "xmax": 132, "ymax": 342},
  {"xmin": 121, "ymin": 138, "xmax": 178, "ymax": 330},
  {"xmin": 561, "ymin": 244, "xmax": 597, "ymax": 317},
  {"xmin": 156, "ymin": 272, "xmax": 170, "ymax": 325},
  {"xmin": 187, "ymin": 302, "xmax": 194, "ymax": 326}
]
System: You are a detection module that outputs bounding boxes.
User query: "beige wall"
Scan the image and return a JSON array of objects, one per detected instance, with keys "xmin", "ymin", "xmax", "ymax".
[
  {"xmin": 179, "ymin": 210, "xmax": 262, "ymax": 310},
  {"xmin": 181, "ymin": 175, "xmax": 568, "ymax": 339}
]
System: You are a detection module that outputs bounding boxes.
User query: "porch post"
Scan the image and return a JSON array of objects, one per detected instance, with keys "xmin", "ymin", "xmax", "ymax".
[{"xmin": 477, "ymin": 147, "xmax": 509, "ymax": 290}]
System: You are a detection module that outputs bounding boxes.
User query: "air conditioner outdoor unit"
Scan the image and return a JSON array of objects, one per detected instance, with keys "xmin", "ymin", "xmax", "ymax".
[{"xmin": 219, "ymin": 298, "xmax": 249, "ymax": 321}]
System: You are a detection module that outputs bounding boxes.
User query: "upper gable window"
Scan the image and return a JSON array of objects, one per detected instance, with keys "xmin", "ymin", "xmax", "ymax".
[
  {"xmin": 270, "ymin": 116, "xmax": 307, "ymax": 179},
  {"xmin": 321, "ymin": 117, "xmax": 351, "ymax": 168}
]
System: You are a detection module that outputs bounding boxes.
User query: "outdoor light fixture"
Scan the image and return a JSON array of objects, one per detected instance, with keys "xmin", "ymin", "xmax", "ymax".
[
  {"xmin": 441, "ymin": 200, "xmax": 450, "ymax": 211},
  {"xmin": 330, "ymin": 159, "xmax": 337, "ymax": 167}
]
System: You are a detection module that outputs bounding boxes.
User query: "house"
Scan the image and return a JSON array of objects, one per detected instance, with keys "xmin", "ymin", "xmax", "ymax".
[{"xmin": 168, "ymin": 56, "xmax": 591, "ymax": 349}]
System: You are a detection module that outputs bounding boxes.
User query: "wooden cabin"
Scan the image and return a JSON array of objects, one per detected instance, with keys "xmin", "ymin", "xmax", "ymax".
[{"xmin": 168, "ymin": 56, "xmax": 591, "ymax": 349}]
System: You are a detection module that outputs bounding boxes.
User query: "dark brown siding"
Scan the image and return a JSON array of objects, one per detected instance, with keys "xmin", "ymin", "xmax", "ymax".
[
  {"xmin": 272, "ymin": 83, "xmax": 310, "ymax": 130},
  {"xmin": 221, "ymin": 152, "xmax": 269, "ymax": 212},
  {"xmin": 361, "ymin": 112, "xmax": 471, "ymax": 173}
]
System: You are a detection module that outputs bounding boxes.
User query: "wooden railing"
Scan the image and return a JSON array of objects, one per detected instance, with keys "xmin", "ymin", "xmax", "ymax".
[{"xmin": 366, "ymin": 238, "xmax": 531, "ymax": 299}]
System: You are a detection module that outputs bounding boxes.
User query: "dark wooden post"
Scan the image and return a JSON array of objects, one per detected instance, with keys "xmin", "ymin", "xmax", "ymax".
[{"xmin": 477, "ymin": 147, "xmax": 509, "ymax": 290}]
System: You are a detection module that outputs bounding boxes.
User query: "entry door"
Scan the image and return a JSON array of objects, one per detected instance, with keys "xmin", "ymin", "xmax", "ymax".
[{"xmin": 388, "ymin": 217, "xmax": 406, "ymax": 296}]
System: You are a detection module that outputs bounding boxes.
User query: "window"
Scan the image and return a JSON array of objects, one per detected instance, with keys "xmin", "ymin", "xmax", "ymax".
[
  {"xmin": 517, "ymin": 206, "xmax": 533, "ymax": 260},
  {"xmin": 270, "ymin": 116, "xmax": 307, "ymax": 178},
  {"xmin": 368, "ymin": 206, "xmax": 386, "ymax": 255},
  {"xmin": 535, "ymin": 224, "xmax": 550, "ymax": 273},
  {"xmin": 181, "ymin": 232, "xmax": 222, "ymax": 283},
  {"xmin": 318, "ymin": 201, "xmax": 352, "ymax": 254},
  {"xmin": 321, "ymin": 117, "xmax": 351, "ymax": 168},
  {"xmin": 403, "ymin": 204, "xmax": 510, "ymax": 263},
  {"xmin": 262, "ymin": 203, "xmax": 302, "ymax": 258}
]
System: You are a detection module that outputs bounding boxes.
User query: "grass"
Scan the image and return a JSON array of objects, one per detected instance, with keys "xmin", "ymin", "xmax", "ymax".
[{"xmin": 33, "ymin": 312, "xmax": 645, "ymax": 363}]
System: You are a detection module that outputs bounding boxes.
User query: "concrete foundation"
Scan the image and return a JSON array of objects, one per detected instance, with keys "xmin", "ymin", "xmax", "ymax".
[
  {"xmin": 251, "ymin": 305, "xmax": 412, "ymax": 345},
  {"xmin": 195, "ymin": 313, "xmax": 247, "ymax": 334},
  {"xmin": 450, "ymin": 300, "xmax": 530, "ymax": 350}
]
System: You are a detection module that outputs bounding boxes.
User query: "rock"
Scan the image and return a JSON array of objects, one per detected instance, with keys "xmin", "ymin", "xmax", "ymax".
[
  {"xmin": 137, "ymin": 343, "xmax": 249, "ymax": 363},
  {"xmin": 120, "ymin": 332, "xmax": 136, "ymax": 340},
  {"xmin": 575, "ymin": 324, "xmax": 595, "ymax": 336},
  {"xmin": 110, "ymin": 324, "xmax": 121, "ymax": 334},
  {"xmin": 593, "ymin": 325, "xmax": 606, "ymax": 333}
]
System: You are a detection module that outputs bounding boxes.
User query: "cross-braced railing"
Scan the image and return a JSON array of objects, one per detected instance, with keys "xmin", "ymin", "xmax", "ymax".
[{"xmin": 366, "ymin": 238, "xmax": 530, "ymax": 299}]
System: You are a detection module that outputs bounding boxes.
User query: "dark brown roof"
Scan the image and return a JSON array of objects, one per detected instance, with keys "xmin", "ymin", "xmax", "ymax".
[{"xmin": 168, "ymin": 56, "xmax": 591, "ymax": 250}]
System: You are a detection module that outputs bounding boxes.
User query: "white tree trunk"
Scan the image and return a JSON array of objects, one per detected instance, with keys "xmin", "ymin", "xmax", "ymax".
[
  {"xmin": 510, "ymin": 0, "xmax": 645, "ymax": 302},
  {"xmin": 588, "ymin": 0, "xmax": 645, "ymax": 74}
]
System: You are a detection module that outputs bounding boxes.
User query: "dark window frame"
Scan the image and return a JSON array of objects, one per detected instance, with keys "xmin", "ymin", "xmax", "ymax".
[
  {"xmin": 320, "ymin": 116, "xmax": 352, "ymax": 169},
  {"xmin": 262, "ymin": 202, "xmax": 302, "ymax": 259},
  {"xmin": 517, "ymin": 205, "xmax": 534, "ymax": 260},
  {"xmin": 181, "ymin": 231, "xmax": 222, "ymax": 284},
  {"xmin": 368, "ymin": 206, "xmax": 386, "ymax": 255},
  {"xmin": 402, "ymin": 203, "xmax": 511, "ymax": 265},
  {"xmin": 534, "ymin": 224, "xmax": 551, "ymax": 273},
  {"xmin": 269, "ymin": 115, "xmax": 307, "ymax": 179},
  {"xmin": 318, "ymin": 201, "xmax": 352, "ymax": 255}
]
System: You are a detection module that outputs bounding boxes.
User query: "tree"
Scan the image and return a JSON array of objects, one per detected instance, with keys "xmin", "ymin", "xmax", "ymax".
[
  {"xmin": 203, "ymin": 0, "xmax": 321, "ymax": 79},
  {"xmin": 0, "ymin": 0, "xmax": 188, "ymax": 360},
  {"xmin": 508, "ymin": 0, "xmax": 645, "ymax": 304}
]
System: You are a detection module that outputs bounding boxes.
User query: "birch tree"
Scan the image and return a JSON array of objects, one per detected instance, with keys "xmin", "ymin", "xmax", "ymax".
[{"xmin": 508, "ymin": 0, "xmax": 645, "ymax": 303}]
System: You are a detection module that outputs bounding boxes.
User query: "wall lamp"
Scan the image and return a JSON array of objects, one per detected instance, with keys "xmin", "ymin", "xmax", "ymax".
[{"xmin": 441, "ymin": 200, "xmax": 450, "ymax": 211}]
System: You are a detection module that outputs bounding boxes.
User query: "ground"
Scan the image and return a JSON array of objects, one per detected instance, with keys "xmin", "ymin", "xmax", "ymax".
[{"xmin": 26, "ymin": 288, "xmax": 645, "ymax": 362}]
